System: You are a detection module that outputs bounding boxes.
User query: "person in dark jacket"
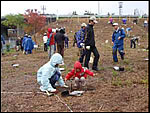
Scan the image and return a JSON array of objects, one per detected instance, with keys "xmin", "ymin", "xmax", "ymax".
[
  {"xmin": 20, "ymin": 36, "xmax": 24, "ymax": 51},
  {"xmin": 84, "ymin": 16, "xmax": 100, "ymax": 71},
  {"xmin": 112, "ymin": 23, "xmax": 126, "ymax": 62},
  {"xmin": 73, "ymin": 32, "xmax": 77, "ymax": 47},
  {"xmin": 130, "ymin": 36, "xmax": 139, "ymax": 48},
  {"xmin": 54, "ymin": 28, "xmax": 66, "ymax": 58},
  {"xmin": 64, "ymin": 34, "xmax": 69, "ymax": 48},
  {"xmin": 15, "ymin": 37, "xmax": 21, "ymax": 51}
]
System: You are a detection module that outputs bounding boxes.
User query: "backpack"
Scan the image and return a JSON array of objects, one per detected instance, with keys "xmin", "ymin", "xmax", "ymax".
[{"xmin": 46, "ymin": 33, "xmax": 53, "ymax": 46}]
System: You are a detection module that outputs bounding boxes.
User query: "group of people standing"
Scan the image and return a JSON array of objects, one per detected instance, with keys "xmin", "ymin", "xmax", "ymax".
[
  {"xmin": 37, "ymin": 16, "xmax": 101, "ymax": 93},
  {"xmin": 14, "ymin": 34, "xmax": 35, "ymax": 54},
  {"xmin": 43, "ymin": 27, "xmax": 69, "ymax": 61},
  {"xmin": 21, "ymin": 34, "xmax": 35, "ymax": 55},
  {"xmin": 37, "ymin": 16, "xmax": 127, "ymax": 93}
]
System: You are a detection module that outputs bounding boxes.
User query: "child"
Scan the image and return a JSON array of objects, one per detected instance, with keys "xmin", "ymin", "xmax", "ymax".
[
  {"xmin": 65, "ymin": 61, "xmax": 94, "ymax": 88},
  {"xmin": 37, "ymin": 53, "xmax": 68, "ymax": 93}
]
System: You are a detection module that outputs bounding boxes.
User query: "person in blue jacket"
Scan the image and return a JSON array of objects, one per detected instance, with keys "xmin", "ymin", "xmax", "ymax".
[
  {"xmin": 37, "ymin": 53, "xmax": 68, "ymax": 92},
  {"xmin": 1, "ymin": 34, "xmax": 5, "ymax": 55},
  {"xmin": 24, "ymin": 35, "xmax": 34, "ymax": 54},
  {"xmin": 75, "ymin": 23, "xmax": 87, "ymax": 65},
  {"xmin": 122, "ymin": 18, "xmax": 127, "ymax": 24},
  {"xmin": 126, "ymin": 27, "xmax": 132, "ymax": 37},
  {"xmin": 22, "ymin": 34, "xmax": 28, "ymax": 54},
  {"xmin": 64, "ymin": 34, "xmax": 69, "ymax": 48},
  {"xmin": 112, "ymin": 23, "xmax": 126, "ymax": 62}
]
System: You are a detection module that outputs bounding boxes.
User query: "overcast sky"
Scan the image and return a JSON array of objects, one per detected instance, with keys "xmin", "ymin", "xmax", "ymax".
[{"xmin": 1, "ymin": 1, "xmax": 149, "ymax": 16}]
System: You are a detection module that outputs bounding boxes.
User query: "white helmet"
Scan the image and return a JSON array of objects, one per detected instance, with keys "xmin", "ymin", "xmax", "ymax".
[
  {"xmin": 89, "ymin": 16, "xmax": 98, "ymax": 23},
  {"xmin": 81, "ymin": 23, "xmax": 87, "ymax": 27},
  {"xmin": 113, "ymin": 23, "xmax": 118, "ymax": 26}
]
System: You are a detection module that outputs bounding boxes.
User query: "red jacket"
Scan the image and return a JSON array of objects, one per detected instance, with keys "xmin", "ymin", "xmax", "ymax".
[
  {"xmin": 65, "ymin": 61, "xmax": 94, "ymax": 80},
  {"xmin": 47, "ymin": 28, "xmax": 55, "ymax": 45}
]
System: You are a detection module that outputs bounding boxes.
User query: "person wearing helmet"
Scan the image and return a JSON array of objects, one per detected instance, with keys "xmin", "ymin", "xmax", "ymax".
[
  {"xmin": 37, "ymin": 53, "xmax": 68, "ymax": 93},
  {"xmin": 24, "ymin": 35, "xmax": 34, "ymax": 54},
  {"xmin": 22, "ymin": 34, "xmax": 28, "ymax": 54},
  {"xmin": 84, "ymin": 16, "xmax": 100, "ymax": 71},
  {"xmin": 75, "ymin": 23, "xmax": 87, "ymax": 65},
  {"xmin": 112, "ymin": 23, "xmax": 126, "ymax": 62}
]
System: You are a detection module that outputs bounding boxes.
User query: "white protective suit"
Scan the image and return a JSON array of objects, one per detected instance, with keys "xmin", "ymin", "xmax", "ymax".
[{"xmin": 37, "ymin": 53, "xmax": 65, "ymax": 91}]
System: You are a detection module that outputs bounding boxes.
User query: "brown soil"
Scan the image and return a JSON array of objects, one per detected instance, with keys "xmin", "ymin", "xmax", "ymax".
[{"xmin": 1, "ymin": 18, "xmax": 149, "ymax": 112}]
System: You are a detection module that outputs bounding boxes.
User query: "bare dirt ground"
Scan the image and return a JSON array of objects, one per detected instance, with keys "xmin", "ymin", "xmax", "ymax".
[{"xmin": 1, "ymin": 18, "xmax": 149, "ymax": 112}]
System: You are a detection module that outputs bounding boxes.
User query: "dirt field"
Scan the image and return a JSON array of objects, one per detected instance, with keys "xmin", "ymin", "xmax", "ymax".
[{"xmin": 1, "ymin": 18, "xmax": 149, "ymax": 112}]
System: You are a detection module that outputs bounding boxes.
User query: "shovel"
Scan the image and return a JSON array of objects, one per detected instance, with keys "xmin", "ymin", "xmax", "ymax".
[{"xmin": 70, "ymin": 79, "xmax": 74, "ymax": 92}]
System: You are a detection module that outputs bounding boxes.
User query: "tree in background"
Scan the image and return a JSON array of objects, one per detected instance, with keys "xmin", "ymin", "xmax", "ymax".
[
  {"xmin": 24, "ymin": 9, "xmax": 46, "ymax": 43},
  {"xmin": 1, "ymin": 14, "xmax": 25, "ymax": 36}
]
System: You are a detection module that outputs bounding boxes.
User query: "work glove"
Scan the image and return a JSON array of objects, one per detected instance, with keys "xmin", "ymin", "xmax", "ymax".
[
  {"xmin": 86, "ymin": 46, "xmax": 90, "ymax": 50},
  {"xmin": 80, "ymin": 43, "xmax": 85, "ymax": 48}
]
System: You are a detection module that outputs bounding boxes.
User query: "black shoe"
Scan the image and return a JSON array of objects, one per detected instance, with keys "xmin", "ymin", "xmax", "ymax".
[
  {"xmin": 92, "ymin": 67, "xmax": 100, "ymax": 71},
  {"xmin": 121, "ymin": 53, "xmax": 125, "ymax": 60}
]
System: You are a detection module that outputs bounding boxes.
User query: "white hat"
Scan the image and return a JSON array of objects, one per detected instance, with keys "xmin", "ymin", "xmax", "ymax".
[
  {"xmin": 113, "ymin": 23, "xmax": 118, "ymax": 26},
  {"xmin": 89, "ymin": 16, "xmax": 98, "ymax": 23},
  {"xmin": 81, "ymin": 23, "xmax": 87, "ymax": 27},
  {"xmin": 52, "ymin": 29, "xmax": 56, "ymax": 33},
  {"xmin": 56, "ymin": 28, "xmax": 59, "ymax": 31}
]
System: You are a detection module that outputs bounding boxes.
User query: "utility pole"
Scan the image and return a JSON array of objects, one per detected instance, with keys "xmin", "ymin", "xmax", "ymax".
[
  {"xmin": 57, "ymin": 9, "xmax": 59, "ymax": 21},
  {"xmin": 119, "ymin": 2, "xmax": 123, "ymax": 16},
  {"xmin": 98, "ymin": 1, "xmax": 100, "ymax": 15},
  {"xmin": 41, "ymin": 5, "xmax": 46, "ymax": 15},
  {"xmin": 119, "ymin": 2, "xmax": 123, "ymax": 23}
]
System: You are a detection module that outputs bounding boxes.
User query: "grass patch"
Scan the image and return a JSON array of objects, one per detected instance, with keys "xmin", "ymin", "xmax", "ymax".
[
  {"xmin": 112, "ymin": 70, "xmax": 118, "ymax": 77},
  {"xmin": 24, "ymin": 72, "xmax": 28, "ymax": 75},
  {"xmin": 123, "ymin": 59, "xmax": 130, "ymax": 65},
  {"xmin": 1, "ymin": 75, "xmax": 8, "ymax": 79},
  {"xmin": 9, "ymin": 57, "xmax": 17, "ymax": 61},
  {"xmin": 99, "ymin": 66, "xmax": 105, "ymax": 71},
  {"xmin": 112, "ymin": 77, "xmax": 123, "ymax": 87},
  {"xmin": 4, "ymin": 48, "xmax": 16, "ymax": 54},
  {"xmin": 124, "ymin": 79, "xmax": 132, "ymax": 87},
  {"xmin": 125, "ymin": 66, "xmax": 135, "ymax": 72},
  {"xmin": 140, "ymin": 79, "xmax": 148, "ymax": 84},
  {"xmin": 32, "ymin": 72, "xmax": 37, "ymax": 75}
]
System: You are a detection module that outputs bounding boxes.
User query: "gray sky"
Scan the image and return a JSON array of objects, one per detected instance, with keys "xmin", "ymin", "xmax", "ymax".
[{"xmin": 1, "ymin": 1, "xmax": 149, "ymax": 16}]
